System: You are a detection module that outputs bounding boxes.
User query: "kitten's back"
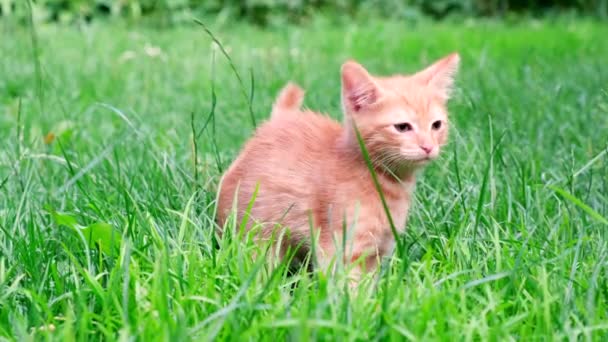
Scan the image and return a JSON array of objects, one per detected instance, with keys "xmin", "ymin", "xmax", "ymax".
[{"xmin": 217, "ymin": 110, "xmax": 342, "ymax": 230}]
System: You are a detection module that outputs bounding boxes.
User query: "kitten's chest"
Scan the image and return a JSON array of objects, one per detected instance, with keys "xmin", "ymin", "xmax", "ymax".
[
  {"xmin": 376, "ymin": 179, "xmax": 414, "ymax": 231},
  {"xmin": 365, "ymin": 194, "xmax": 411, "ymax": 234},
  {"xmin": 340, "ymin": 182, "xmax": 413, "ymax": 233},
  {"xmin": 385, "ymin": 198, "xmax": 411, "ymax": 232}
]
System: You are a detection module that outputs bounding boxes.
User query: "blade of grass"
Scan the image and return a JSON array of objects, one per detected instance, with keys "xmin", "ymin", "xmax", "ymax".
[
  {"xmin": 196, "ymin": 49, "xmax": 218, "ymax": 139},
  {"xmin": 452, "ymin": 140, "xmax": 467, "ymax": 212},
  {"xmin": 190, "ymin": 111, "xmax": 199, "ymax": 185},
  {"xmin": 25, "ymin": 0, "xmax": 44, "ymax": 114},
  {"xmin": 472, "ymin": 130, "xmax": 506, "ymax": 261},
  {"xmin": 549, "ymin": 186, "xmax": 608, "ymax": 225},
  {"xmin": 352, "ymin": 123, "xmax": 403, "ymax": 257},
  {"xmin": 194, "ymin": 18, "xmax": 257, "ymax": 128}
]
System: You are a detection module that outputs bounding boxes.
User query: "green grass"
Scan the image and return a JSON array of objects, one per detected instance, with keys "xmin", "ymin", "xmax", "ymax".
[{"xmin": 1, "ymin": 16, "xmax": 608, "ymax": 340}]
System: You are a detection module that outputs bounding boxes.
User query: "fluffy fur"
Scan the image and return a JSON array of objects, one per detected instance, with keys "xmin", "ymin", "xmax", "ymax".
[{"xmin": 217, "ymin": 53, "xmax": 460, "ymax": 279}]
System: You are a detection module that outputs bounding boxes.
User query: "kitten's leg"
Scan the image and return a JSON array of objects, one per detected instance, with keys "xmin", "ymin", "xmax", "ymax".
[
  {"xmin": 258, "ymin": 224, "xmax": 293, "ymax": 269},
  {"xmin": 347, "ymin": 251, "xmax": 380, "ymax": 282},
  {"xmin": 313, "ymin": 238, "xmax": 338, "ymax": 275},
  {"xmin": 343, "ymin": 230, "xmax": 390, "ymax": 286},
  {"xmin": 313, "ymin": 233, "xmax": 382, "ymax": 288}
]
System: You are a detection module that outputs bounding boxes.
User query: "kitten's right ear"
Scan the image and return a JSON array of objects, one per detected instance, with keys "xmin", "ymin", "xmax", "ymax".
[
  {"xmin": 341, "ymin": 60, "xmax": 380, "ymax": 113},
  {"xmin": 413, "ymin": 53, "xmax": 460, "ymax": 101}
]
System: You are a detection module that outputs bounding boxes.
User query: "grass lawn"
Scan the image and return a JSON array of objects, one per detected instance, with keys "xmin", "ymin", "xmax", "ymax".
[{"xmin": 1, "ymin": 16, "xmax": 608, "ymax": 340}]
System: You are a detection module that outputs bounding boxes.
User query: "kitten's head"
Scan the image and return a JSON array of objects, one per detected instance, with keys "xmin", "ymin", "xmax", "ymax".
[{"xmin": 341, "ymin": 53, "xmax": 460, "ymax": 174}]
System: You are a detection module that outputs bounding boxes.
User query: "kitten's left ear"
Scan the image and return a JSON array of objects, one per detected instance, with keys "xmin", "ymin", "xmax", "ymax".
[
  {"xmin": 414, "ymin": 53, "xmax": 460, "ymax": 101},
  {"xmin": 341, "ymin": 60, "xmax": 381, "ymax": 113}
]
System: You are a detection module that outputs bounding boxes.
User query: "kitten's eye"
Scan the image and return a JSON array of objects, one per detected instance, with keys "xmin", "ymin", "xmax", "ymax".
[
  {"xmin": 394, "ymin": 123, "xmax": 413, "ymax": 133},
  {"xmin": 432, "ymin": 120, "xmax": 442, "ymax": 130}
]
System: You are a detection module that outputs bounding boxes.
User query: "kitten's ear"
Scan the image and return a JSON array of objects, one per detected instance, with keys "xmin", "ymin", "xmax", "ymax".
[
  {"xmin": 414, "ymin": 53, "xmax": 460, "ymax": 101},
  {"xmin": 341, "ymin": 60, "xmax": 380, "ymax": 113}
]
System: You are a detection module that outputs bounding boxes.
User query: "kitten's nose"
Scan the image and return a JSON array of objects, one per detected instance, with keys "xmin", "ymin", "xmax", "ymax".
[{"xmin": 420, "ymin": 145, "xmax": 433, "ymax": 154}]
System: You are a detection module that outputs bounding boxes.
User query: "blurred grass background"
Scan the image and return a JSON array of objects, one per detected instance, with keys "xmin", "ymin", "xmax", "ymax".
[{"xmin": 2, "ymin": 0, "xmax": 608, "ymax": 26}]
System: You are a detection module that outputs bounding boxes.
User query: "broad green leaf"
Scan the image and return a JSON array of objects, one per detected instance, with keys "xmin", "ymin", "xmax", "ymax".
[
  {"xmin": 51, "ymin": 211, "xmax": 79, "ymax": 229},
  {"xmin": 80, "ymin": 222, "xmax": 122, "ymax": 255}
]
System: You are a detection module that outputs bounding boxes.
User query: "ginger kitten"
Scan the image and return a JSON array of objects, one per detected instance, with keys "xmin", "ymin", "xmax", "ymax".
[{"xmin": 218, "ymin": 53, "xmax": 460, "ymax": 280}]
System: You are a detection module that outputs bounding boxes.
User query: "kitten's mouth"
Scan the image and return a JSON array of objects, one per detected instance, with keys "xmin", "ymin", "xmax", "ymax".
[
  {"xmin": 408, "ymin": 156, "xmax": 437, "ymax": 166},
  {"xmin": 378, "ymin": 155, "xmax": 433, "ymax": 174},
  {"xmin": 412, "ymin": 156, "xmax": 432, "ymax": 163}
]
